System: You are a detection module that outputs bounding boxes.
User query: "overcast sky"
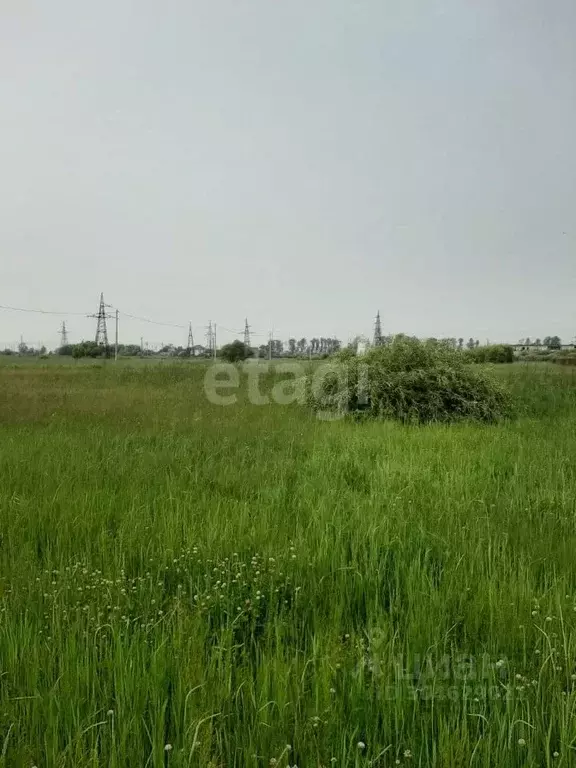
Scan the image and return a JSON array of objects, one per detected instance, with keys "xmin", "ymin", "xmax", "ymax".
[{"xmin": 1, "ymin": 0, "xmax": 575, "ymax": 349}]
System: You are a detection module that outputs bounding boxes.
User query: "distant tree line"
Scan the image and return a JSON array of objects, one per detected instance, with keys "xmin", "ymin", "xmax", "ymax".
[
  {"xmin": 1, "ymin": 342, "xmax": 47, "ymax": 356},
  {"xmin": 517, "ymin": 336, "xmax": 562, "ymax": 349}
]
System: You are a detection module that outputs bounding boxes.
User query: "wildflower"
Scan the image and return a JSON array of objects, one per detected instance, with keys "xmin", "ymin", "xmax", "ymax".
[
  {"xmin": 554, "ymin": 752, "xmax": 560, "ymax": 758},
  {"xmin": 404, "ymin": 749, "xmax": 412, "ymax": 758},
  {"xmin": 330, "ymin": 688, "xmax": 336, "ymax": 694},
  {"xmin": 545, "ymin": 616, "xmax": 553, "ymax": 623},
  {"xmin": 531, "ymin": 610, "xmax": 538, "ymax": 617},
  {"xmin": 518, "ymin": 739, "xmax": 526, "ymax": 747},
  {"xmin": 107, "ymin": 709, "xmax": 114, "ymax": 717},
  {"xmin": 357, "ymin": 742, "xmax": 366, "ymax": 750},
  {"xmin": 270, "ymin": 759, "xmax": 278, "ymax": 766},
  {"xmin": 164, "ymin": 744, "xmax": 173, "ymax": 752}
]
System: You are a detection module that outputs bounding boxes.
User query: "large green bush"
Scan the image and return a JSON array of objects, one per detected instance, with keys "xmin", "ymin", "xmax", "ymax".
[{"xmin": 306, "ymin": 336, "xmax": 514, "ymax": 424}]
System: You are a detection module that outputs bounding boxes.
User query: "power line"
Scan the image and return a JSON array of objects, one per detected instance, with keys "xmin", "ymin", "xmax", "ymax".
[
  {"xmin": 1, "ymin": 301, "xmax": 270, "ymax": 338},
  {"xmin": 0, "ymin": 304, "xmax": 86, "ymax": 316},
  {"xmin": 119, "ymin": 311, "xmax": 187, "ymax": 330}
]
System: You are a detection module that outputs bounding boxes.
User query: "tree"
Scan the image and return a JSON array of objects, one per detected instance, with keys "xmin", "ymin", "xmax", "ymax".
[
  {"xmin": 466, "ymin": 338, "xmax": 475, "ymax": 350},
  {"xmin": 219, "ymin": 340, "xmax": 253, "ymax": 363},
  {"xmin": 535, "ymin": 338, "xmax": 542, "ymax": 347},
  {"xmin": 297, "ymin": 338, "xmax": 307, "ymax": 355},
  {"xmin": 547, "ymin": 336, "xmax": 562, "ymax": 350},
  {"xmin": 288, "ymin": 338, "xmax": 297, "ymax": 356},
  {"xmin": 458, "ymin": 338, "xmax": 464, "ymax": 350},
  {"xmin": 72, "ymin": 341, "xmax": 106, "ymax": 358}
]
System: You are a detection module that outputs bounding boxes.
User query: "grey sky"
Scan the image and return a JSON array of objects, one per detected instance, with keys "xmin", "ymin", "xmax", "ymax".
[{"xmin": 1, "ymin": 0, "xmax": 575, "ymax": 350}]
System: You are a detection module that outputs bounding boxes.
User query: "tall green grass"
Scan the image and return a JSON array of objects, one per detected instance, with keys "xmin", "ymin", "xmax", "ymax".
[{"xmin": 0, "ymin": 362, "xmax": 575, "ymax": 766}]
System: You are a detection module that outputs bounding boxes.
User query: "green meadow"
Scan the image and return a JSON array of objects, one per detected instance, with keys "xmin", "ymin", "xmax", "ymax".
[{"xmin": 0, "ymin": 361, "xmax": 575, "ymax": 767}]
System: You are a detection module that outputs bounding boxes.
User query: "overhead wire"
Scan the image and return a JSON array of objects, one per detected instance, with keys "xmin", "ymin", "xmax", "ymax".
[
  {"xmin": 119, "ymin": 310, "xmax": 188, "ymax": 330},
  {"xmin": 0, "ymin": 304, "xmax": 87, "ymax": 316},
  {"xmin": 1, "ymin": 301, "xmax": 278, "ymax": 339}
]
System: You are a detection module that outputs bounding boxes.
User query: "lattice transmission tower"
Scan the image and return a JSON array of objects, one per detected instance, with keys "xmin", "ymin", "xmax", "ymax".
[
  {"xmin": 244, "ymin": 318, "xmax": 251, "ymax": 347},
  {"xmin": 206, "ymin": 321, "xmax": 214, "ymax": 356},
  {"xmin": 373, "ymin": 310, "xmax": 383, "ymax": 347},
  {"xmin": 187, "ymin": 322, "xmax": 194, "ymax": 354},
  {"xmin": 89, "ymin": 293, "xmax": 112, "ymax": 348},
  {"xmin": 59, "ymin": 321, "xmax": 69, "ymax": 348}
]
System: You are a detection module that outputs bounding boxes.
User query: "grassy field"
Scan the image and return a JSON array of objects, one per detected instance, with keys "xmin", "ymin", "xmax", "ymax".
[{"xmin": 1, "ymin": 361, "xmax": 576, "ymax": 767}]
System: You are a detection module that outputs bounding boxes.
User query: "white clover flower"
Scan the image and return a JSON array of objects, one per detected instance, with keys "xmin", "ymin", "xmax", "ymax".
[
  {"xmin": 164, "ymin": 743, "xmax": 173, "ymax": 751},
  {"xmin": 518, "ymin": 739, "xmax": 526, "ymax": 747},
  {"xmin": 357, "ymin": 742, "xmax": 366, "ymax": 750}
]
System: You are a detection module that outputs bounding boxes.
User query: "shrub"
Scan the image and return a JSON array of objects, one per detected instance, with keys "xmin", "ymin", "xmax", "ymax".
[
  {"xmin": 306, "ymin": 336, "xmax": 513, "ymax": 424},
  {"xmin": 553, "ymin": 354, "xmax": 576, "ymax": 366},
  {"xmin": 219, "ymin": 340, "xmax": 254, "ymax": 363},
  {"xmin": 465, "ymin": 344, "xmax": 514, "ymax": 364}
]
